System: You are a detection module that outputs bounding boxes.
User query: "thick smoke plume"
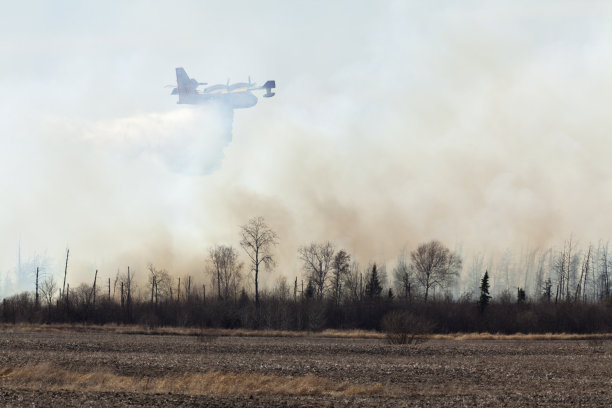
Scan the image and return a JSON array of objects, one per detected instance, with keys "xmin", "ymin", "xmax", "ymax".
[{"xmin": 2, "ymin": 2, "xmax": 612, "ymax": 296}]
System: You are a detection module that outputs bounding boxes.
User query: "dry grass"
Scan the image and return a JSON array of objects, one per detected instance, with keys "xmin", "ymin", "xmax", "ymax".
[
  {"xmin": 0, "ymin": 323, "xmax": 385, "ymax": 339},
  {"xmin": 0, "ymin": 363, "xmax": 383, "ymax": 397},
  {"xmin": 431, "ymin": 332, "xmax": 612, "ymax": 341},
  {"xmin": 2, "ymin": 323, "xmax": 611, "ymax": 341}
]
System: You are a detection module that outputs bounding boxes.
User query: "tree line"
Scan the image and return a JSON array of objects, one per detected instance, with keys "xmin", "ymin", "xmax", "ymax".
[{"xmin": 2, "ymin": 217, "xmax": 612, "ymax": 333}]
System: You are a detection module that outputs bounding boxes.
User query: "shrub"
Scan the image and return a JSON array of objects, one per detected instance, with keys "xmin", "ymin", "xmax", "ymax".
[{"xmin": 381, "ymin": 310, "xmax": 434, "ymax": 345}]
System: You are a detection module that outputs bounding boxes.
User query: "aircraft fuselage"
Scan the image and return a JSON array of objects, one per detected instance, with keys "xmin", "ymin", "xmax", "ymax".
[
  {"xmin": 177, "ymin": 91, "xmax": 258, "ymax": 109},
  {"xmin": 172, "ymin": 68, "xmax": 275, "ymax": 110}
]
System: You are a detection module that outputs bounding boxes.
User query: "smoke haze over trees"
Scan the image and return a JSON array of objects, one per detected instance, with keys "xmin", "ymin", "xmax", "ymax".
[
  {"xmin": 3, "ymin": 1, "xmax": 612, "ymax": 319},
  {"xmin": 4, "ymin": 216, "xmax": 612, "ymax": 334}
]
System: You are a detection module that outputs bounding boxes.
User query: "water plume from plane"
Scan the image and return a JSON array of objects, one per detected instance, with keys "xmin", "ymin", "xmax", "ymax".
[{"xmin": 166, "ymin": 67, "xmax": 276, "ymax": 174}]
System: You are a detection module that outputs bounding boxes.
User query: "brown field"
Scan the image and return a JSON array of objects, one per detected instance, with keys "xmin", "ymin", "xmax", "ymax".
[{"xmin": 0, "ymin": 326, "xmax": 611, "ymax": 407}]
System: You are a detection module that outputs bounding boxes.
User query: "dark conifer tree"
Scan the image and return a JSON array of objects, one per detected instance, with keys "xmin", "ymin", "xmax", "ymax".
[
  {"xmin": 478, "ymin": 270, "xmax": 491, "ymax": 312},
  {"xmin": 365, "ymin": 264, "xmax": 383, "ymax": 298}
]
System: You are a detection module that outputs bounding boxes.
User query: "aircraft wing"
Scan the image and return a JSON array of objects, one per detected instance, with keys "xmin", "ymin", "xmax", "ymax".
[
  {"xmin": 203, "ymin": 84, "xmax": 229, "ymax": 94},
  {"xmin": 228, "ymin": 87, "xmax": 250, "ymax": 93}
]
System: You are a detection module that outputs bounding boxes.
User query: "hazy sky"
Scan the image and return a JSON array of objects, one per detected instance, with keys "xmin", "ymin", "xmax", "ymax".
[{"xmin": 2, "ymin": 1, "xmax": 612, "ymax": 295}]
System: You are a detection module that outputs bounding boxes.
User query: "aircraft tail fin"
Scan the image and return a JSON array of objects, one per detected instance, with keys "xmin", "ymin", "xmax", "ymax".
[{"xmin": 175, "ymin": 67, "xmax": 200, "ymax": 102}]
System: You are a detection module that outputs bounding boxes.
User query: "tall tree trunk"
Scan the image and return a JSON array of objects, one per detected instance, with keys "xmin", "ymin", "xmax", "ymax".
[
  {"xmin": 151, "ymin": 276, "xmax": 155, "ymax": 304},
  {"xmin": 62, "ymin": 249, "xmax": 69, "ymax": 299},
  {"xmin": 35, "ymin": 267, "xmax": 39, "ymax": 308},
  {"xmin": 92, "ymin": 270, "xmax": 97, "ymax": 306}
]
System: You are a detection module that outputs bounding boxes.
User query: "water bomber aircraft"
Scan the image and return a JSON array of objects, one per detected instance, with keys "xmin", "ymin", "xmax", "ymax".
[{"xmin": 169, "ymin": 67, "xmax": 276, "ymax": 109}]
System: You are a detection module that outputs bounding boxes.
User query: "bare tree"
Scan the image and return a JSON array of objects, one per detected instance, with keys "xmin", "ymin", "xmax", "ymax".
[
  {"xmin": 410, "ymin": 240, "xmax": 462, "ymax": 302},
  {"xmin": 91, "ymin": 270, "xmax": 98, "ymax": 306},
  {"xmin": 575, "ymin": 245, "xmax": 592, "ymax": 302},
  {"xmin": 298, "ymin": 242, "xmax": 335, "ymax": 299},
  {"xmin": 61, "ymin": 248, "xmax": 69, "ymax": 299},
  {"xmin": 517, "ymin": 247, "xmax": 538, "ymax": 295},
  {"xmin": 148, "ymin": 264, "xmax": 171, "ymax": 304},
  {"xmin": 126, "ymin": 267, "xmax": 132, "ymax": 315},
  {"xmin": 557, "ymin": 237, "xmax": 575, "ymax": 301},
  {"xmin": 596, "ymin": 241, "xmax": 610, "ymax": 300},
  {"xmin": 40, "ymin": 276, "xmax": 57, "ymax": 310},
  {"xmin": 209, "ymin": 246, "xmax": 223, "ymax": 299},
  {"xmin": 113, "ymin": 271, "xmax": 119, "ymax": 301},
  {"xmin": 35, "ymin": 267, "xmax": 40, "ymax": 308},
  {"xmin": 554, "ymin": 246, "xmax": 567, "ymax": 302},
  {"xmin": 239, "ymin": 216, "xmax": 278, "ymax": 309},
  {"xmin": 115, "ymin": 267, "xmax": 135, "ymax": 316},
  {"xmin": 465, "ymin": 253, "xmax": 484, "ymax": 296},
  {"xmin": 393, "ymin": 251, "xmax": 412, "ymax": 300},
  {"xmin": 273, "ymin": 276, "xmax": 291, "ymax": 301},
  {"xmin": 208, "ymin": 245, "xmax": 243, "ymax": 300},
  {"xmin": 182, "ymin": 275, "xmax": 193, "ymax": 301},
  {"xmin": 534, "ymin": 250, "xmax": 551, "ymax": 299},
  {"xmin": 74, "ymin": 283, "xmax": 94, "ymax": 306},
  {"xmin": 343, "ymin": 260, "xmax": 362, "ymax": 301}
]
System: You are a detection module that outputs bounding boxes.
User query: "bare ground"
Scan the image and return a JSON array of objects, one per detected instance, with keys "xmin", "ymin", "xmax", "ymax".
[{"xmin": 0, "ymin": 328, "xmax": 611, "ymax": 407}]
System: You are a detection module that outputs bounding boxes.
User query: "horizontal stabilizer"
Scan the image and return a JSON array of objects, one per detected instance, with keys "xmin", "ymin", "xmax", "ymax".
[{"xmin": 262, "ymin": 80, "xmax": 276, "ymax": 98}]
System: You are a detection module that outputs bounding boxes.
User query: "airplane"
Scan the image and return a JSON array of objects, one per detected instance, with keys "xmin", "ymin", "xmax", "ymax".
[{"xmin": 169, "ymin": 67, "xmax": 276, "ymax": 109}]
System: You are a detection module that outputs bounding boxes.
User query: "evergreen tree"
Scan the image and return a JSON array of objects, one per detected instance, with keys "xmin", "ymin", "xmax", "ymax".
[
  {"xmin": 365, "ymin": 264, "xmax": 383, "ymax": 298},
  {"xmin": 478, "ymin": 270, "xmax": 491, "ymax": 312}
]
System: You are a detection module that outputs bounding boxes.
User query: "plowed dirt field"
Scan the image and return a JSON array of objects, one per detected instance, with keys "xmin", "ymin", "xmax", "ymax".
[{"xmin": 0, "ymin": 329, "xmax": 611, "ymax": 407}]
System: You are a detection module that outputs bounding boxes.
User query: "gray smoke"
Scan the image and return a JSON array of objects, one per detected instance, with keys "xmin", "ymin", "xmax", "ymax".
[{"xmin": 3, "ymin": 1, "xmax": 612, "ymax": 296}]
